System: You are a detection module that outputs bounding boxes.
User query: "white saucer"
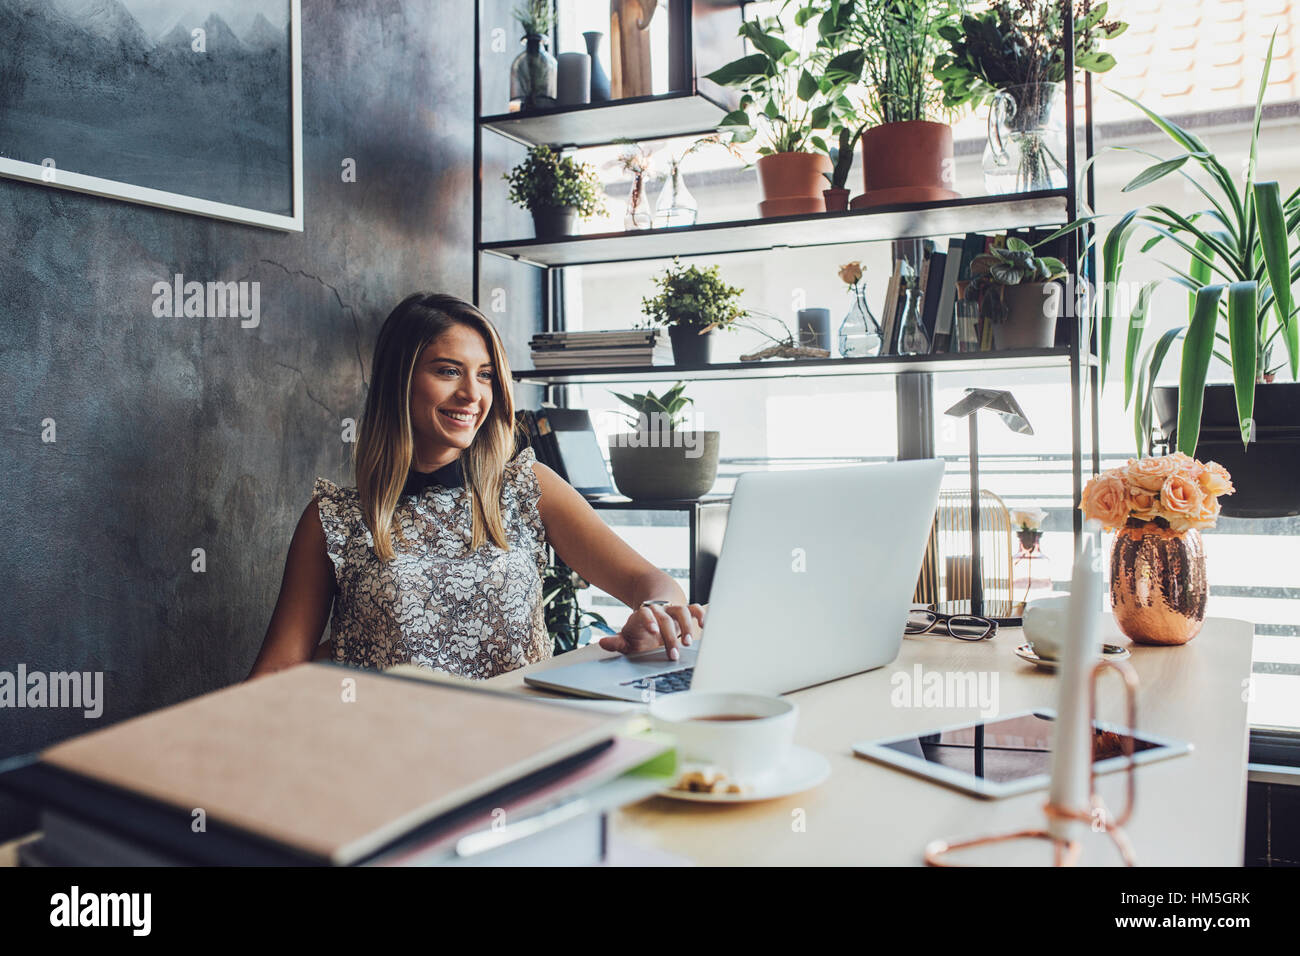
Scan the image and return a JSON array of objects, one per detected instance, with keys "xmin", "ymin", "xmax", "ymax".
[
  {"xmin": 658, "ymin": 745, "xmax": 831, "ymax": 803},
  {"xmin": 1015, "ymin": 642, "xmax": 1131, "ymax": 670}
]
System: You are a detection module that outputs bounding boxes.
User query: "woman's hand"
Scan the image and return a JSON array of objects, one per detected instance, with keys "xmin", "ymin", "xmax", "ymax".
[{"xmin": 599, "ymin": 603, "xmax": 706, "ymax": 661}]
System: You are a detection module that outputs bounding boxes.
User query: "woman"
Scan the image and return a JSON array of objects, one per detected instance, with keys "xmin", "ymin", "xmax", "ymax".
[{"xmin": 248, "ymin": 293, "xmax": 704, "ymax": 680}]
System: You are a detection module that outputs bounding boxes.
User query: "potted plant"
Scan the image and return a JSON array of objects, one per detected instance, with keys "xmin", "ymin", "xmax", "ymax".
[
  {"xmin": 1104, "ymin": 36, "xmax": 1299, "ymax": 517},
  {"xmin": 508, "ymin": 0, "xmax": 558, "ymax": 112},
  {"xmin": 964, "ymin": 236, "xmax": 1067, "ymax": 349},
  {"xmin": 839, "ymin": 0, "xmax": 964, "ymax": 208},
  {"xmin": 640, "ymin": 257, "xmax": 745, "ymax": 367},
  {"xmin": 1080, "ymin": 454, "xmax": 1234, "ymax": 645},
  {"xmin": 607, "ymin": 382, "xmax": 721, "ymax": 501},
  {"xmin": 705, "ymin": 6, "xmax": 855, "ymax": 217},
  {"xmin": 543, "ymin": 556, "xmax": 612, "ymax": 654},
  {"xmin": 503, "ymin": 144, "xmax": 607, "ymax": 239},
  {"xmin": 934, "ymin": 0, "xmax": 1127, "ymax": 193}
]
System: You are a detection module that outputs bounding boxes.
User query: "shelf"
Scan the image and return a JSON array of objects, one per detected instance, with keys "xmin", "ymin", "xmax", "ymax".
[
  {"xmin": 584, "ymin": 494, "xmax": 732, "ymax": 510},
  {"xmin": 481, "ymin": 191, "xmax": 1070, "ymax": 267},
  {"xmin": 512, "ymin": 347, "xmax": 1091, "ymax": 385},
  {"xmin": 480, "ymin": 90, "xmax": 733, "ymax": 149}
]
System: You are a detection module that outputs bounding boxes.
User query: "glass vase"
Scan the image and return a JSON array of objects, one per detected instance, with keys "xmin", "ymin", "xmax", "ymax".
[
  {"xmin": 509, "ymin": 34, "xmax": 558, "ymax": 112},
  {"xmin": 625, "ymin": 170, "xmax": 651, "ymax": 230},
  {"xmin": 896, "ymin": 279, "xmax": 929, "ymax": 355},
  {"xmin": 982, "ymin": 82, "xmax": 1067, "ymax": 194},
  {"xmin": 837, "ymin": 291, "xmax": 882, "ymax": 358},
  {"xmin": 652, "ymin": 165, "xmax": 698, "ymax": 228},
  {"xmin": 1011, "ymin": 530, "xmax": 1053, "ymax": 616}
]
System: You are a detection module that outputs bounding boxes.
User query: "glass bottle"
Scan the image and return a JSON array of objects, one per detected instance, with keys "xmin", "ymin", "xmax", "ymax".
[
  {"xmin": 652, "ymin": 163, "xmax": 698, "ymax": 228},
  {"xmin": 897, "ymin": 275, "xmax": 930, "ymax": 355},
  {"xmin": 1011, "ymin": 529, "xmax": 1054, "ymax": 616},
  {"xmin": 509, "ymin": 34, "xmax": 558, "ymax": 112},
  {"xmin": 837, "ymin": 283, "xmax": 883, "ymax": 357},
  {"xmin": 625, "ymin": 169, "xmax": 651, "ymax": 230}
]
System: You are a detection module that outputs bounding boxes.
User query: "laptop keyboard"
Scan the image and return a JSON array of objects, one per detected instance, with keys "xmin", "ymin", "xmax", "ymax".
[{"xmin": 620, "ymin": 666, "xmax": 694, "ymax": 696}]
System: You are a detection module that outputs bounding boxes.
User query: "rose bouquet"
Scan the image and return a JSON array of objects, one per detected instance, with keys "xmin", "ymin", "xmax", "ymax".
[
  {"xmin": 1080, "ymin": 453, "xmax": 1234, "ymax": 533},
  {"xmin": 1083, "ymin": 454, "xmax": 1234, "ymax": 645}
]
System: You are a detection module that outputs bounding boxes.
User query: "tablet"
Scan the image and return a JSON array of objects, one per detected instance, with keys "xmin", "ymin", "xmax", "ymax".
[{"xmin": 852, "ymin": 708, "xmax": 1191, "ymax": 799}]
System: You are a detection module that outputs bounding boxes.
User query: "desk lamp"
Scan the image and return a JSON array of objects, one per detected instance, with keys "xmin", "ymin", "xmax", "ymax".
[{"xmin": 942, "ymin": 387, "xmax": 1032, "ymax": 624}]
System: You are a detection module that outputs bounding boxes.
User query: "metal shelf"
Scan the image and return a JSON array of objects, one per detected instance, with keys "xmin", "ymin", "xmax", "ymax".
[
  {"xmin": 513, "ymin": 347, "xmax": 1091, "ymax": 385},
  {"xmin": 480, "ymin": 90, "xmax": 733, "ymax": 150},
  {"xmin": 481, "ymin": 191, "xmax": 1070, "ymax": 267}
]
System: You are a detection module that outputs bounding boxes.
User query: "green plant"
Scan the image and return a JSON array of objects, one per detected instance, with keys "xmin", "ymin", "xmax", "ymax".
[
  {"xmin": 640, "ymin": 258, "xmax": 746, "ymax": 332},
  {"xmin": 934, "ymin": 0, "xmax": 1127, "ymax": 111},
  {"xmin": 1102, "ymin": 34, "xmax": 1299, "ymax": 455},
  {"xmin": 705, "ymin": 2, "xmax": 859, "ymax": 155},
  {"xmin": 841, "ymin": 0, "xmax": 964, "ymax": 126},
  {"xmin": 502, "ymin": 145, "xmax": 607, "ymax": 217},
  {"xmin": 964, "ymin": 235, "xmax": 1067, "ymax": 322},
  {"xmin": 610, "ymin": 381, "xmax": 694, "ymax": 431},
  {"xmin": 511, "ymin": 0, "xmax": 553, "ymax": 37},
  {"xmin": 542, "ymin": 556, "xmax": 610, "ymax": 655}
]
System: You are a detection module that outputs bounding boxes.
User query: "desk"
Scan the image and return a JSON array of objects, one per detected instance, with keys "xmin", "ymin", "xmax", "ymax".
[{"xmin": 485, "ymin": 615, "xmax": 1253, "ymax": 866}]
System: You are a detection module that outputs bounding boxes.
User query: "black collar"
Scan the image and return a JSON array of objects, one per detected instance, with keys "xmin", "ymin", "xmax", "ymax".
[{"xmin": 402, "ymin": 457, "xmax": 465, "ymax": 496}]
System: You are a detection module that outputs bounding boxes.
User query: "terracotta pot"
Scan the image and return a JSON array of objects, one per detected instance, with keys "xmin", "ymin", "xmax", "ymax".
[
  {"xmin": 755, "ymin": 152, "xmax": 831, "ymax": 218},
  {"xmin": 991, "ymin": 282, "xmax": 1063, "ymax": 350},
  {"xmin": 822, "ymin": 187, "xmax": 849, "ymax": 212},
  {"xmin": 1110, "ymin": 520, "xmax": 1207, "ymax": 646},
  {"xmin": 852, "ymin": 120, "xmax": 961, "ymax": 208}
]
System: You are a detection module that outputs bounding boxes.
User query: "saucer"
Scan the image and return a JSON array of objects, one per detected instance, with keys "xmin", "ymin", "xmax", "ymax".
[
  {"xmin": 658, "ymin": 745, "xmax": 831, "ymax": 803},
  {"xmin": 1015, "ymin": 642, "xmax": 1131, "ymax": 670}
]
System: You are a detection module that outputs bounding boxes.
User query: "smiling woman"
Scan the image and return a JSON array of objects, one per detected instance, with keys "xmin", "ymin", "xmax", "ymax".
[{"xmin": 246, "ymin": 292, "xmax": 705, "ymax": 682}]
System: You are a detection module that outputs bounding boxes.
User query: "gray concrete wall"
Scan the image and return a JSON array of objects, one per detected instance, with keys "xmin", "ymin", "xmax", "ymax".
[{"xmin": 0, "ymin": 0, "xmax": 540, "ymax": 838}]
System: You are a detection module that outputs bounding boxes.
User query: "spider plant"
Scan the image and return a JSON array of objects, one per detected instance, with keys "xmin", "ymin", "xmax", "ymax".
[{"xmin": 1104, "ymin": 32, "xmax": 1298, "ymax": 454}]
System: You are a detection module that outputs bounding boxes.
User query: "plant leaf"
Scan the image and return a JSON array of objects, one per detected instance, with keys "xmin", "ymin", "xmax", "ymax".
[
  {"xmin": 1227, "ymin": 281, "xmax": 1258, "ymax": 447},
  {"xmin": 1124, "ymin": 280, "xmax": 1161, "ymax": 409},
  {"xmin": 1177, "ymin": 285, "xmax": 1226, "ymax": 456},
  {"xmin": 1255, "ymin": 181, "xmax": 1298, "ymax": 378},
  {"xmin": 1121, "ymin": 155, "xmax": 1189, "ymax": 192}
]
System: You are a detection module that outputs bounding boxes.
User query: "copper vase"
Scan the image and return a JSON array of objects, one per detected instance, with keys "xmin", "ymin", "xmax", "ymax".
[{"xmin": 1110, "ymin": 520, "xmax": 1207, "ymax": 645}]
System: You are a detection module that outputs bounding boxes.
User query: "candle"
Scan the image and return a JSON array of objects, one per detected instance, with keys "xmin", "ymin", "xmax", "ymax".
[{"xmin": 1047, "ymin": 523, "xmax": 1105, "ymax": 844}]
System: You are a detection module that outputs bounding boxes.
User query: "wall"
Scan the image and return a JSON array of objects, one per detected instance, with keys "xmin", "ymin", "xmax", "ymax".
[{"xmin": 0, "ymin": 0, "xmax": 540, "ymax": 839}]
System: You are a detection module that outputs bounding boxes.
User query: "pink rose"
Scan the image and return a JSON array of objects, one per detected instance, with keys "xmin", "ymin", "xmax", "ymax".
[
  {"xmin": 1080, "ymin": 470, "xmax": 1131, "ymax": 530},
  {"xmin": 1198, "ymin": 460, "xmax": 1235, "ymax": 498},
  {"xmin": 1125, "ymin": 455, "xmax": 1175, "ymax": 493},
  {"xmin": 1160, "ymin": 472, "xmax": 1205, "ymax": 532}
]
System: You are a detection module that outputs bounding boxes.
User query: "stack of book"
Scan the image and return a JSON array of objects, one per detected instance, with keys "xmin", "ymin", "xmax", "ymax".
[
  {"xmin": 874, "ymin": 228, "xmax": 1068, "ymax": 356},
  {"xmin": 529, "ymin": 329, "xmax": 671, "ymax": 369},
  {"xmin": 0, "ymin": 663, "xmax": 673, "ymax": 866}
]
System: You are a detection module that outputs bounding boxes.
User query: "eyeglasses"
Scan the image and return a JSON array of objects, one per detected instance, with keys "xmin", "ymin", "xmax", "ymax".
[{"xmin": 905, "ymin": 608, "xmax": 998, "ymax": 641}]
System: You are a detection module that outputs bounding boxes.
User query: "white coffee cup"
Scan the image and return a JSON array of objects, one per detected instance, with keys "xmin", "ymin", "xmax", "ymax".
[
  {"xmin": 649, "ymin": 691, "xmax": 797, "ymax": 785},
  {"xmin": 1023, "ymin": 595, "xmax": 1071, "ymax": 660}
]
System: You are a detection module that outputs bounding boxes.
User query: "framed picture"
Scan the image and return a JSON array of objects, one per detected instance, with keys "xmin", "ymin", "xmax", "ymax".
[{"xmin": 0, "ymin": 0, "xmax": 303, "ymax": 231}]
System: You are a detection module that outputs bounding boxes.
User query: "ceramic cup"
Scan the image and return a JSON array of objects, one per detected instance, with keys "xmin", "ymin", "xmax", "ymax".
[
  {"xmin": 1022, "ymin": 594, "xmax": 1071, "ymax": 660},
  {"xmin": 649, "ymin": 691, "xmax": 797, "ymax": 786}
]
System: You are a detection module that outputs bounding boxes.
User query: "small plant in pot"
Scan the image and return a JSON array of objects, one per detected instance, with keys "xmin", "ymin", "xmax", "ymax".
[
  {"xmin": 503, "ymin": 144, "xmax": 607, "ymax": 239},
  {"xmin": 1103, "ymin": 35, "xmax": 1300, "ymax": 517},
  {"xmin": 705, "ymin": 4, "xmax": 859, "ymax": 217},
  {"xmin": 840, "ymin": 0, "xmax": 964, "ymax": 208},
  {"xmin": 543, "ymin": 556, "xmax": 612, "ymax": 654},
  {"xmin": 607, "ymin": 382, "xmax": 721, "ymax": 501},
  {"xmin": 964, "ymin": 236, "xmax": 1067, "ymax": 350},
  {"xmin": 639, "ymin": 257, "xmax": 745, "ymax": 368}
]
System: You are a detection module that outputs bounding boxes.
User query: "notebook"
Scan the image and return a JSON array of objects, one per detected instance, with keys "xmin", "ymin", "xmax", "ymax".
[{"xmin": 0, "ymin": 662, "xmax": 625, "ymax": 865}]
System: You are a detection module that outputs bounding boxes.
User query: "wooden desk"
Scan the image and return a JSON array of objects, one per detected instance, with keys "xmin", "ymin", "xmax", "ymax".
[{"xmin": 485, "ymin": 615, "xmax": 1253, "ymax": 866}]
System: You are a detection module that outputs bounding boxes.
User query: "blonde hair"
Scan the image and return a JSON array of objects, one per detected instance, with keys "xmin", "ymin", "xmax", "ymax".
[{"xmin": 354, "ymin": 293, "xmax": 518, "ymax": 562}]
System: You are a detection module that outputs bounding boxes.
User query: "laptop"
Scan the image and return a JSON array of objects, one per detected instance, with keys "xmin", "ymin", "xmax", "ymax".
[{"xmin": 524, "ymin": 458, "xmax": 946, "ymax": 701}]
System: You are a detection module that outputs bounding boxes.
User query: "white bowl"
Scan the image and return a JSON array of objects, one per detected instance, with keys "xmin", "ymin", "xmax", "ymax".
[{"xmin": 649, "ymin": 691, "xmax": 797, "ymax": 785}]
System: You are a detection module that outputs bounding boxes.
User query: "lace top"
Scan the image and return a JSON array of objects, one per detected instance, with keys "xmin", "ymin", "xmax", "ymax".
[{"xmin": 313, "ymin": 446, "xmax": 552, "ymax": 679}]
